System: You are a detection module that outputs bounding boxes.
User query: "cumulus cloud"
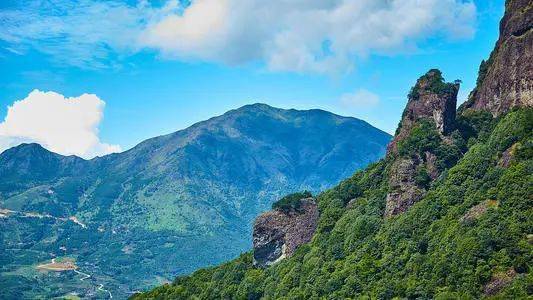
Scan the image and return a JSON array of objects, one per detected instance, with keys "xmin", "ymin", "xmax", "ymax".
[
  {"xmin": 0, "ymin": 0, "xmax": 477, "ymax": 73},
  {"xmin": 340, "ymin": 89, "xmax": 380, "ymax": 109},
  {"xmin": 0, "ymin": 90, "xmax": 121, "ymax": 159}
]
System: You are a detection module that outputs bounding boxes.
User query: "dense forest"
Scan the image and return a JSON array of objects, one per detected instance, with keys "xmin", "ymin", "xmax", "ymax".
[
  {"xmin": 133, "ymin": 0, "xmax": 532, "ymax": 298},
  {"xmin": 133, "ymin": 105, "xmax": 532, "ymax": 300}
]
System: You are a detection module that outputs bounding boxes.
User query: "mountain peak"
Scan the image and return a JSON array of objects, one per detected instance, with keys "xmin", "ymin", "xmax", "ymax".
[
  {"xmin": 1, "ymin": 142, "xmax": 50, "ymax": 157},
  {"xmin": 462, "ymin": 0, "xmax": 532, "ymax": 115},
  {"xmin": 387, "ymin": 69, "xmax": 459, "ymax": 154},
  {"xmin": 229, "ymin": 103, "xmax": 284, "ymax": 116},
  {"xmin": 239, "ymin": 103, "xmax": 276, "ymax": 110},
  {"xmin": 0, "ymin": 143, "xmax": 86, "ymax": 181}
]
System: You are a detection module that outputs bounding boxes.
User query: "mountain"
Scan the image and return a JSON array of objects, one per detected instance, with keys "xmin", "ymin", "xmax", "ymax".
[
  {"xmin": 134, "ymin": 1, "xmax": 532, "ymax": 299},
  {"xmin": 462, "ymin": 0, "xmax": 532, "ymax": 115},
  {"xmin": 0, "ymin": 104, "xmax": 391, "ymax": 299}
]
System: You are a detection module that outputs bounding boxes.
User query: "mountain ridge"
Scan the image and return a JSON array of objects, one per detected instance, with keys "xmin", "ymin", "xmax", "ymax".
[
  {"xmin": 0, "ymin": 103, "xmax": 390, "ymax": 299},
  {"xmin": 133, "ymin": 1, "xmax": 532, "ymax": 298}
]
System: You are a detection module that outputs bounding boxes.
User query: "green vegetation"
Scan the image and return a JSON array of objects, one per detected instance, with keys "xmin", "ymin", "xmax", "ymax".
[
  {"xmin": 0, "ymin": 105, "xmax": 391, "ymax": 299},
  {"xmin": 133, "ymin": 108, "xmax": 533, "ymax": 299},
  {"xmin": 396, "ymin": 119, "xmax": 463, "ymax": 173},
  {"xmin": 407, "ymin": 69, "xmax": 459, "ymax": 101},
  {"xmin": 271, "ymin": 191, "xmax": 312, "ymax": 212}
]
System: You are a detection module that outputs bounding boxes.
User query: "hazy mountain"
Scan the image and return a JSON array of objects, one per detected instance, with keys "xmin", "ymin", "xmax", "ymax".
[{"xmin": 0, "ymin": 103, "xmax": 390, "ymax": 299}]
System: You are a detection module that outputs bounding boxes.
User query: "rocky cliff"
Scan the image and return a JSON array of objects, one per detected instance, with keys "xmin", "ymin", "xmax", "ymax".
[
  {"xmin": 463, "ymin": 0, "xmax": 532, "ymax": 115},
  {"xmin": 384, "ymin": 70, "xmax": 459, "ymax": 217},
  {"xmin": 385, "ymin": 0, "xmax": 533, "ymax": 218},
  {"xmin": 384, "ymin": 157, "xmax": 426, "ymax": 217},
  {"xmin": 252, "ymin": 198, "xmax": 318, "ymax": 268},
  {"xmin": 388, "ymin": 69, "xmax": 459, "ymax": 154},
  {"xmin": 133, "ymin": 1, "xmax": 533, "ymax": 297}
]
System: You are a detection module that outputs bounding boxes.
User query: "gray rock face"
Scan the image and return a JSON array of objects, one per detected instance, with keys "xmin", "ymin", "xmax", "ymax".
[
  {"xmin": 384, "ymin": 157, "xmax": 426, "ymax": 217},
  {"xmin": 424, "ymin": 151, "xmax": 440, "ymax": 180},
  {"xmin": 388, "ymin": 69, "xmax": 459, "ymax": 154},
  {"xmin": 464, "ymin": 0, "xmax": 532, "ymax": 116},
  {"xmin": 252, "ymin": 198, "xmax": 318, "ymax": 268},
  {"xmin": 483, "ymin": 268, "xmax": 517, "ymax": 296},
  {"xmin": 384, "ymin": 70, "xmax": 459, "ymax": 217}
]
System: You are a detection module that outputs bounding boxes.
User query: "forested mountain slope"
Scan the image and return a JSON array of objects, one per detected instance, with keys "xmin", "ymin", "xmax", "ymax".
[
  {"xmin": 0, "ymin": 104, "xmax": 390, "ymax": 299},
  {"xmin": 134, "ymin": 1, "xmax": 532, "ymax": 298}
]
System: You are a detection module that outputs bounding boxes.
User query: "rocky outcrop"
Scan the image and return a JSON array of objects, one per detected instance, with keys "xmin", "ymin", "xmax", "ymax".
[
  {"xmin": 483, "ymin": 268, "xmax": 517, "ymax": 296},
  {"xmin": 463, "ymin": 0, "xmax": 532, "ymax": 116},
  {"xmin": 460, "ymin": 200, "xmax": 499, "ymax": 223},
  {"xmin": 384, "ymin": 1, "xmax": 531, "ymax": 218},
  {"xmin": 384, "ymin": 70, "xmax": 459, "ymax": 217},
  {"xmin": 388, "ymin": 69, "xmax": 459, "ymax": 154},
  {"xmin": 384, "ymin": 157, "xmax": 426, "ymax": 217},
  {"xmin": 252, "ymin": 198, "xmax": 318, "ymax": 268},
  {"xmin": 498, "ymin": 143, "xmax": 518, "ymax": 167}
]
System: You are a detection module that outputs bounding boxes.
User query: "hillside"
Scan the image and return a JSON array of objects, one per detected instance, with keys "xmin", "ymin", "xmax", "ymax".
[
  {"xmin": 0, "ymin": 104, "xmax": 390, "ymax": 299},
  {"xmin": 133, "ymin": 1, "xmax": 532, "ymax": 298}
]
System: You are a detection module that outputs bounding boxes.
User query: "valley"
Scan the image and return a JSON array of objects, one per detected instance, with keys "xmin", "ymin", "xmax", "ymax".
[
  {"xmin": 0, "ymin": 104, "xmax": 390, "ymax": 299},
  {"xmin": 134, "ymin": 1, "xmax": 532, "ymax": 297}
]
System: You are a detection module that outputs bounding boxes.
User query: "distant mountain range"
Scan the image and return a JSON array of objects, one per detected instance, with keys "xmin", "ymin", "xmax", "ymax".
[{"xmin": 0, "ymin": 103, "xmax": 391, "ymax": 299}]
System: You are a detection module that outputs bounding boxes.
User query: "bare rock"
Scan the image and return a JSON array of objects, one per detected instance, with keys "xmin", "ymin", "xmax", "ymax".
[
  {"xmin": 424, "ymin": 151, "xmax": 440, "ymax": 180},
  {"xmin": 346, "ymin": 198, "xmax": 358, "ymax": 209},
  {"xmin": 483, "ymin": 268, "xmax": 517, "ymax": 296},
  {"xmin": 527, "ymin": 234, "xmax": 533, "ymax": 244},
  {"xmin": 464, "ymin": 0, "xmax": 532, "ymax": 116},
  {"xmin": 388, "ymin": 69, "xmax": 459, "ymax": 154},
  {"xmin": 384, "ymin": 70, "xmax": 459, "ymax": 217},
  {"xmin": 252, "ymin": 198, "xmax": 318, "ymax": 268},
  {"xmin": 384, "ymin": 157, "xmax": 426, "ymax": 217},
  {"xmin": 498, "ymin": 143, "xmax": 518, "ymax": 167},
  {"xmin": 460, "ymin": 200, "xmax": 499, "ymax": 223}
]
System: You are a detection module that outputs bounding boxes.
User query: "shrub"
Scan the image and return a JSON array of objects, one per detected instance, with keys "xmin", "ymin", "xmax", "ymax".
[
  {"xmin": 272, "ymin": 191, "xmax": 312, "ymax": 212},
  {"xmin": 397, "ymin": 119, "xmax": 441, "ymax": 157}
]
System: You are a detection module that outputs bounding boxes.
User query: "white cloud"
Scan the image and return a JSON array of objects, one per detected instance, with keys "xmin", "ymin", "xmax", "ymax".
[
  {"xmin": 0, "ymin": 90, "xmax": 121, "ymax": 159},
  {"xmin": 340, "ymin": 89, "xmax": 380, "ymax": 109},
  {"xmin": 0, "ymin": 0, "xmax": 477, "ymax": 73}
]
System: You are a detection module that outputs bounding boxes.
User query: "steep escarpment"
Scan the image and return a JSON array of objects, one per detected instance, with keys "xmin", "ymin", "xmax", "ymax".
[
  {"xmin": 462, "ymin": 0, "xmax": 532, "ymax": 115},
  {"xmin": 252, "ymin": 197, "xmax": 318, "ymax": 268},
  {"xmin": 388, "ymin": 69, "xmax": 459, "ymax": 154},
  {"xmin": 385, "ymin": 70, "xmax": 460, "ymax": 217}
]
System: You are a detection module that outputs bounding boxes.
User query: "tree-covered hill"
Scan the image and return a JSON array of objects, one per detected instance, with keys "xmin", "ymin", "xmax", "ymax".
[
  {"xmin": 132, "ymin": 1, "xmax": 532, "ymax": 298},
  {"xmin": 0, "ymin": 104, "xmax": 390, "ymax": 299},
  {"xmin": 134, "ymin": 107, "xmax": 532, "ymax": 299}
]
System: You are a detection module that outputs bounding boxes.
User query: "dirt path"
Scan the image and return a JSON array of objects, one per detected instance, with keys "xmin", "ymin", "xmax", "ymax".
[
  {"xmin": 74, "ymin": 266, "xmax": 112, "ymax": 298},
  {"xmin": 98, "ymin": 284, "xmax": 113, "ymax": 299},
  {"xmin": 0, "ymin": 207, "xmax": 87, "ymax": 229},
  {"xmin": 73, "ymin": 269, "xmax": 91, "ymax": 281}
]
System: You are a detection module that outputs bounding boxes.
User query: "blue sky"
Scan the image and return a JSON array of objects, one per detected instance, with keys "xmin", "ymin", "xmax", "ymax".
[{"xmin": 0, "ymin": 0, "xmax": 504, "ymax": 158}]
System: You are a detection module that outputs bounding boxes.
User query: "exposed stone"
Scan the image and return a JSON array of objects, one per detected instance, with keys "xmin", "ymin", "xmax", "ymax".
[
  {"xmin": 252, "ymin": 198, "xmax": 318, "ymax": 268},
  {"xmin": 460, "ymin": 200, "xmax": 499, "ymax": 223},
  {"xmin": 498, "ymin": 143, "xmax": 518, "ymax": 167},
  {"xmin": 383, "ymin": 70, "xmax": 461, "ymax": 217},
  {"xmin": 346, "ymin": 198, "xmax": 358, "ymax": 209},
  {"xmin": 463, "ymin": 0, "xmax": 532, "ymax": 116},
  {"xmin": 527, "ymin": 234, "xmax": 533, "ymax": 244},
  {"xmin": 483, "ymin": 268, "xmax": 517, "ymax": 296},
  {"xmin": 424, "ymin": 151, "xmax": 440, "ymax": 180},
  {"xmin": 384, "ymin": 157, "xmax": 426, "ymax": 217},
  {"xmin": 388, "ymin": 69, "xmax": 459, "ymax": 154}
]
